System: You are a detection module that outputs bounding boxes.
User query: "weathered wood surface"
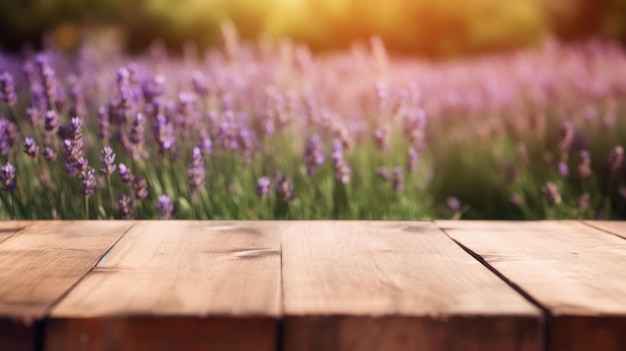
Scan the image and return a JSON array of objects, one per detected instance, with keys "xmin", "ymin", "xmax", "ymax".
[
  {"xmin": 585, "ymin": 221, "xmax": 626, "ymax": 239},
  {"xmin": 0, "ymin": 221, "xmax": 26, "ymax": 245},
  {"xmin": 46, "ymin": 221, "xmax": 282, "ymax": 351},
  {"xmin": 281, "ymin": 221, "xmax": 542, "ymax": 351},
  {"xmin": 440, "ymin": 221, "xmax": 626, "ymax": 351},
  {"xmin": 0, "ymin": 221, "xmax": 134, "ymax": 351}
]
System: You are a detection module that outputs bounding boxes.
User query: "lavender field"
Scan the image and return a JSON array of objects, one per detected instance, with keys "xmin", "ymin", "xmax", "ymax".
[{"xmin": 0, "ymin": 33, "xmax": 626, "ymax": 220}]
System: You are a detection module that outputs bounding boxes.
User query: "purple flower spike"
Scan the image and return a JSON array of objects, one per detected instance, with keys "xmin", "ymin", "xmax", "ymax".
[
  {"xmin": 392, "ymin": 167, "xmax": 404, "ymax": 192},
  {"xmin": 131, "ymin": 175, "xmax": 148, "ymax": 200},
  {"xmin": 608, "ymin": 146, "xmax": 624, "ymax": 172},
  {"xmin": 117, "ymin": 195, "xmax": 135, "ymax": 219},
  {"xmin": 24, "ymin": 137, "xmax": 39, "ymax": 158},
  {"xmin": 257, "ymin": 177, "xmax": 271, "ymax": 198},
  {"xmin": 542, "ymin": 182, "xmax": 562, "ymax": 206},
  {"xmin": 130, "ymin": 113, "xmax": 145, "ymax": 145},
  {"xmin": 407, "ymin": 147, "xmax": 419, "ymax": 173},
  {"xmin": 332, "ymin": 139, "xmax": 351, "ymax": 184},
  {"xmin": 276, "ymin": 175, "xmax": 295, "ymax": 204},
  {"xmin": 152, "ymin": 114, "xmax": 176, "ymax": 154},
  {"xmin": 578, "ymin": 150, "xmax": 592, "ymax": 179},
  {"xmin": 0, "ymin": 162, "xmax": 17, "ymax": 192},
  {"xmin": 447, "ymin": 197, "xmax": 462, "ymax": 213},
  {"xmin": 98, "ymin": 106, "xmax": 111, "ymax": 139},
  {"xmin": 100, "ymin": 146, "xmax": 117, "ymax": 175},
  {"xmin": 557, "ymin": 161, "xmax": 568, "ymax": 178},
  {"xmin": 375, "ymin": 167, "xmax": 391, "ymax": 182},
  {"xmin": 43, "ymin": 146, "xmax": 57, "ymax": 162},
  {"xmin": 44, "ymin": 110, "xmax": 60, "ymax": 134},
  {"xmin": 0, "ymin": 72, "xmax": 17, "ymax": 105},
  {"xmin": 304, "ymin": 134, "xmax": 324, "ymax": 177},
  {"xmin": 156, "ymin": 195, "xmax": 174, "ymax": 219},
  {"xmin": 187, "ymin": 147, "xmax": 206, "ymax": 193},
  {"xmin": 79, "ymin": 168, "xmax": 97, "ymax": 196},
  {"xmin": 118, "ymin": 163, "xmax": 132, "ymax": 183}
]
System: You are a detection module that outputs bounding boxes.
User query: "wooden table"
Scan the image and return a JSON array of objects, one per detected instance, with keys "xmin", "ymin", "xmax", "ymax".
[{"xmin": 0, "ymin": 221, "xmax": 624, "ymax": 351}]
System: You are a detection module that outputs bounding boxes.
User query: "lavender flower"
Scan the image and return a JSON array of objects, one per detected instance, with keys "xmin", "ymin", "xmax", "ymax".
[
  {"xmin": 23, "ymin": 137, "xmax": 39, "ymax": 158},
  {"xmin": 187, "ymin": 147, "xmax": 205, "ymax": 193},
  {"xmin": 68, "ymin": 117, "xmax": 83, "ymax": 141},
  {"xmin": 0, "ymin": 118, "xmax": 13, "ymax": 157},
  {"xmin": 447, "ymin": 197, "xmax": 462, "ymax": 213},
  {"xmin": 392, "ymin": 167, "xmax": 404, "ymax": 192},
  {"xmin": 557, "ymin": 161, "xmax": 568, "ymax": 178},
  {"xmin": 62, "ymin": 139, "xmax": 84, "ymax": 176},
  {"xmin": 192, "ymin": 71, "xmax": 209, "ymax": 97},
  {"xmin": 276, "ymin": 175, "xmax": 295, "ymax": 204},
  {"xmin": 558, "ymin": 121, "xmax": 574, "ymax": 153},
  {"xmin": 142, "ymin": 74, "xmax": 166, "ymax": 103},
  {"xmin": 130, "ymin": 113, "xmax": 145, "ymax": 145},
  {"xmin": 99, "ymin": 146, "xmax": 117, "ymax": 175},
  {"xmin": 608, "ymin": 146, "xmax": 624, "ymax": 172},
  {"xmin": 542, "ymin": 182, "xmax": 562, "ymax": 206},
  {"xmin": 118, "ymin": 163, "xmax": 132, "ymax": 183},
  {"xmin": 43, "ymin": 146, "xmax": 57, "ymax": 162},
  {"xmin": 44, "ymin": 110, "xmax": 60, "ymax": 134},
  {"xmin": 200, "ymin": 134, "xmax": 213, "ymax": 156},
  {"xmin": 116, "ymin": 195, "xmax": 135, "ymax": 219},
  {"xmin": 332, "ymin": 139, "xmax": 351, "ymax": 184},
  {"xmin": 0, "ymin": 162, "xmax": 16, "ymax": 192},
  {"xmin": 97, "ymin": 106, "xmax": 111, "ymax": 140},
  {"xmin": 257, "ymin": 177, "xmax": 271, "ymax": 198},
  {"xmin": 36, "ymin": 55, "xmax": 59, "ymax": 109},
  {"xmin": 79, "ymin": 168, "xmax": 96, "ymax": 196},
  {"xmin": 152, "ymin": 113, "xmax": 176, "ymax": 154},
  {"xmin": 578, "ymin": 192, "xmax": 591, "ymax": 211},
  {"xmin": 156, "ymin": 195, "xmax": 174, "ymax": 219},
  {"xmin": 375, "ymin": 167, "xmax": 391, "ymax": 182},
  {"xmin": 374, "ymin": 127, "xmax": 388, "ymax": 150},
  {"xmin": 131, "ymin": 175, "xmax": 148, "ymax": 200},
  {"xmin": 0, "ymin": 72, "xmax": 17, "ymax": 105},
  {"xmin": 578, "ymin": 150, "xmax": 593, "ymax": 179},
  {"xmin": 407, "ymin": 147, "xmax": 419, "ymax": 173},
  {"xmin": 304, "ymin": 134, "xmax": 324, "ymax": 177}
]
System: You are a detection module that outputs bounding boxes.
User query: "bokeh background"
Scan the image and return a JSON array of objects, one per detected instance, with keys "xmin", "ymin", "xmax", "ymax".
[{"xmin": 0, "ymin": 0, "xmax": 625, "ymax": 57}]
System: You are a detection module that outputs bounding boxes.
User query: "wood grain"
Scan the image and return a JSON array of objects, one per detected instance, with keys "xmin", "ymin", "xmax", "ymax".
[
  {"xmin": 584, "ymin": 221, "xmax": 626, "ymax": 240},
  {"xmin": 0, "ymin": 221, "xmax": 26, "ymax": 244},
  {"xmin": 47, "ymin": 221, "xmax": 282, "ymax": 351},
  {"xmin": 282, "ymin": 221, "xmax": 542, "ymax": 351},
  {"xmin": 0, "ymin": 221, "xmax": 134, "ymax": 351},
  {"xmin": 440, "ymin": 220, "xmax": 626, "ymax": 351}
]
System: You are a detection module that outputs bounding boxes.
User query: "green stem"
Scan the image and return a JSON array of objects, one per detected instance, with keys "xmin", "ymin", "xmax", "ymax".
[{"xmin": 85, "ymin": 195, "xmax": 90, "ymax": 219}]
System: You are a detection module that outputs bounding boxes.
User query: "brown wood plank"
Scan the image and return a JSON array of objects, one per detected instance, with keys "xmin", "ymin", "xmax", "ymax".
[
  {"xmin": 0, "ymin": 221, "xmax": 134, "ymax": 351},
  {"xmin": 46, "ymin": 221, "xmax": 282, "ymax": 351},
  {"xmin": 585, "ymin": 221, "xmax": 626, "ymax": 240},
  {"xmin": 0, "ymin": 221, "xmax": 27, "ymax": 244},
  {"xmin": 282, "ymin": 221, "xmax": 542, "ymax": 351},
  {"xmin": 440, "ymin": 220, "xmax": 626, "ymax": 351}
]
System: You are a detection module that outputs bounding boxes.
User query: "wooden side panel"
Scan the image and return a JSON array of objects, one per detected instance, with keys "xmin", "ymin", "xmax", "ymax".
[
  {"xmin": 440, "ymin": 220, "xmax": 626, "ymax": 351},
  {"xmin": 46, "ymin": 221, "xmax": 282, "ymax": 351},
  {"xmin": 0, "ymin": 221, "xmax": 134, "ymax": 351},
  {"xmin": 282, "ymin": 221, "xmax": 542, "ymax": 351}
]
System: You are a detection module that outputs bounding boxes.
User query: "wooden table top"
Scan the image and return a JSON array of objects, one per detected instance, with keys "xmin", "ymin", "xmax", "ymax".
[{"xmin": 0, "ymin": 221, "xmax": 624, "ymax": 351}]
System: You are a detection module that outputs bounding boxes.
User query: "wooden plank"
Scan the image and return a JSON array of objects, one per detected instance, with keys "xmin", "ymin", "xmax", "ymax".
[
  {"xmin": 46, "ymin": 221, "xmax": 282, "ymax": 351},
  {"xmin": 282, "ymin": 221, "xmax": 542, "ymax": 351},
  {"xmin": 585, "ymin": 221, "xmax": 626, "ymax": 240},
  {"xmin": 440, "ymin": 220, "xmax": 626, "ymax": 351},
  {"xmin": 0, "ymin": 221, "xmax": 27, "ymax": 244},
  {"xmin": 0, "ymin": 221, "xmax": 134, "ymax": 351}
]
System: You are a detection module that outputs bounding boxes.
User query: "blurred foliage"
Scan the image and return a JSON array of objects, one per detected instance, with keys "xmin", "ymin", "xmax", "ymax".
[{"xmin": 0, "ymin": 0, "xmax": 625, "ymax": 57}]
